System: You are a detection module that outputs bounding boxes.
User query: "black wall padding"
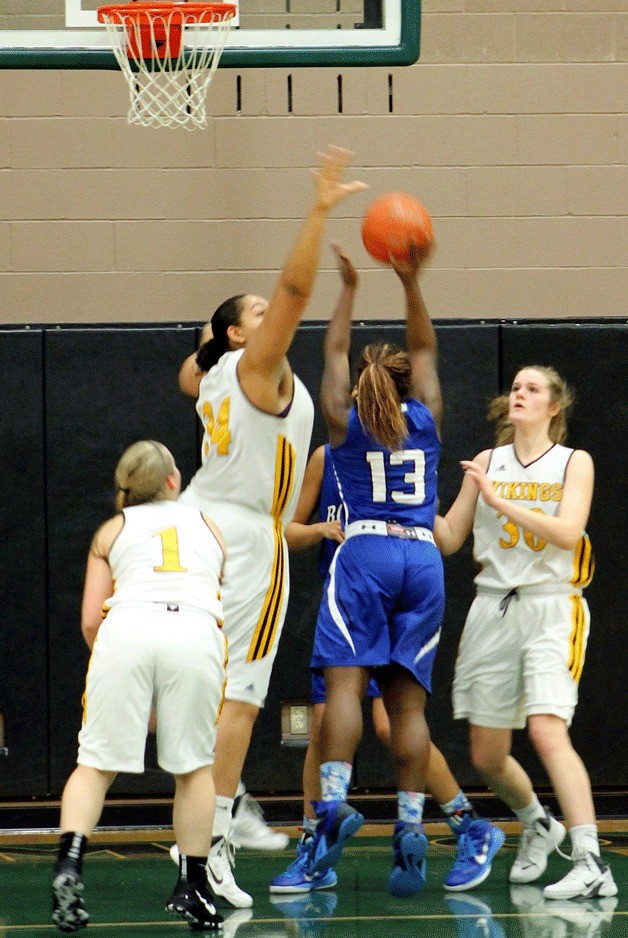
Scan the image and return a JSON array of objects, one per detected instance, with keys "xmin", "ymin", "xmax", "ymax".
[
  {"xmin": 501, "ymin": 323, "xmax": 628, "ymax": 786},
  {"xmin": 45, "ymin": 327, "xmax": 198, "ymax": 795},
  {"xmin": 1, "ymin": 320, "xmax": 626, "ymax": 800},
  {"xmin": 0, "ymin": 330, "xmax": 48, "ymax": 795}
]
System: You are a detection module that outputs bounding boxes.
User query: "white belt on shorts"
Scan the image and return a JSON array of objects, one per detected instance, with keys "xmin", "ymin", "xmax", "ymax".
[
  {"xmin": 109, "ymin": 600, "xmax": 209, "ymax": 615},
  {"xmin": 345, "ymin": 520, "xmax": 435, "ymax": 544},
  {"xmin": 477, "ymin": 584, "xmax": 581, "ymax": 597}
]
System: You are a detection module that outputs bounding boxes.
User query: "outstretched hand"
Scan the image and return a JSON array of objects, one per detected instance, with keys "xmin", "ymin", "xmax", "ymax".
[
  {"xmin": 317, "ymin": 519, "xmax": 345, "ymax": 544},
  {"xmin": 331, "ymin": 241, "xmax": 359, "ymax": 289},
  {"xmin": 389, "ymin": 240, "xmax": 433, "ymax": 285},
  {"xmin": 460, "ymin": 459, "xmax": 498, "ymax": 507},
  {"xmin": 311, "ymin": 145, "xmax": 368, "ymax": 211}
]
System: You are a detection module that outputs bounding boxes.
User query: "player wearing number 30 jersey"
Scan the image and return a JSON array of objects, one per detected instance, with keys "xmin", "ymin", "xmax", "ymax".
[{"xmin": 435, "ymin": 366, "xmax": 617, "ymax": 902}]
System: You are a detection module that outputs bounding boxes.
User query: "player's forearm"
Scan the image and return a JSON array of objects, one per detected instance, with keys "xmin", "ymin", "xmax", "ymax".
[
  {"xmin": 285, "ymin": 521, "xmax": 324, "ymax": 552},
  {"xmin": 405, "ymin": 280, "xmax": 437, "ymax": 356},
  {"xmin": 324, "ymin": 284, "xmax": 356, "ymax": 357},
  {"xmin": 487, "ymin": 497, "xmax": 585, "ymax": 550}
]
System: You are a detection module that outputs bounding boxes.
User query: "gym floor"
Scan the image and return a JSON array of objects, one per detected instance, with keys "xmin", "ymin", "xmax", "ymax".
[{"xmin": 0, "ymin": 822, "xmax": 625, "ymax": 936}]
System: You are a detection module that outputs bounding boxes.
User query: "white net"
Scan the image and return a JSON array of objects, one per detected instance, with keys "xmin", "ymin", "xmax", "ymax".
[{"xmin": 98, "ymin": 3, "xmax": 236, "ymax": 130}]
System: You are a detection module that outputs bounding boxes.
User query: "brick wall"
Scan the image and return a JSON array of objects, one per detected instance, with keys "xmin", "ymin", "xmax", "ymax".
[{"xmin": 0, "ymin": 0, "xmax": 625, "ymax": 322}]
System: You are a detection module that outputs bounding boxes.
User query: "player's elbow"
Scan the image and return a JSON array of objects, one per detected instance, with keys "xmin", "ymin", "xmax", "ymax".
[
  {"xmin": 279, "ymin": 274, "xmax": 311, "ymax": 304},
  {"xmin": 556, "ymin": 528, "xmax": 583, "ymax": 551},
  {"xmin": 81, "ymin": 620, "xmax": 100, "ymax": 651}
]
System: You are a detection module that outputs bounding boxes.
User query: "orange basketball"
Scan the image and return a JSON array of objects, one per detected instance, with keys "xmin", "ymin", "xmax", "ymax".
[{"xmin": 361, "ymin": 192, "xmax": 433, "ymax": 263}]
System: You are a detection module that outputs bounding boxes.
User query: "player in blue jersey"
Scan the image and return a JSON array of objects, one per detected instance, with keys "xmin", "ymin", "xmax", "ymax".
[
  {"xmin": 273, "ymin": 438, "xmax": 504, "ymax": 896},
  {"xmin": 303, "ymin": 243, "xmax": 503, "ymax": 898}
]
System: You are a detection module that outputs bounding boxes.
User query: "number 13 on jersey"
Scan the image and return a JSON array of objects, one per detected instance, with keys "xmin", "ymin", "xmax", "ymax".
[{"xmin": 366, "ymin": 449, "xmax": 426, "ymax": 503}]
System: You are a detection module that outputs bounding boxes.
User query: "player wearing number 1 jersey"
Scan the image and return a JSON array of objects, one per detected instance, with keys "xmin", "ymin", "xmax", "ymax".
[
  {"xmin": 52, "ymin": 441, "xmax": 228, "ymax": 932},
  {"xmin": 435, "ymin": 366, "xmax": 617, "ymax": 901}
]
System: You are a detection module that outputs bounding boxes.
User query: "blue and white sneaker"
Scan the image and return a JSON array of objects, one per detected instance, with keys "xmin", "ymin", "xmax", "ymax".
[
  {"xmin": 388, "ymin": 820, "xmax": 428, "ymax": 898},
  {"xmin": 270, "ymin": 837, "xmax": 338, "ymax": 894},
  {"xmin": 269, "ymin": 890, "xmax": 338, "ymax": 938},
  {"xmin": 444, "ymin": 818, "xmax": 506, "ymax": 892},
  {"xmin": 444, "ymin": 893, "xmax": 506, "ymax": 938},
  {"xmin": 307, "ymin": 800, "xmax": 364, "ymax": 876}
]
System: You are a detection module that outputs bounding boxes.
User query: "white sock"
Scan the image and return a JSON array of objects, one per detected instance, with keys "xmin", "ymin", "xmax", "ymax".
[
  {"xmin": 570, "ymin": 824, "xmax": 600, "ymax": 858},
  {"xmin": 213, "ymin": 795, "xmax": 235, "ymax": 841},
  {"xmin": 235, "ymin": 780, "xmax": 246, "ymax": 799},
  {"xmin": 514, "ymin": 794, "xmax": 546, "ymax": 828}
]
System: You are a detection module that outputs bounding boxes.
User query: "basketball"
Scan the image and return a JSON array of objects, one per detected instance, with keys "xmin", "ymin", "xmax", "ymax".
[{"xmin": 361, "ymin": 192, "xmax": 433, "ymax": 263}]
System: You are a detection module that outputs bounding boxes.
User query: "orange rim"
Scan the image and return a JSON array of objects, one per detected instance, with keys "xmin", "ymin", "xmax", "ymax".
[{"xmin": 98, "ymin": 3, "xmax": 237, "ymax": 22}]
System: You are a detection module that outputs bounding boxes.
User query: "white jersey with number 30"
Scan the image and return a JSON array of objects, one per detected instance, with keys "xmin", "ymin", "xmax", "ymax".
[{"xmin": 473, "ymin": 443, "xmax": 594, "ymax": 592}]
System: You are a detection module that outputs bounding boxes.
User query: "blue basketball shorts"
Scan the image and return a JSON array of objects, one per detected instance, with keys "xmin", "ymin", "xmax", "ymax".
[{"xmin": 311, "ymin": 533, "xmax": 445, "ymax": 692}]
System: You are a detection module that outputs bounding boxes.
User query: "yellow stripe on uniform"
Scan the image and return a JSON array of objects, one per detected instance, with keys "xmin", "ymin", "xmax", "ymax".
[
  {"xmin": 247, "ymin": 436, "xmax": 295, "ymax": 662},
  {"xmin": 571, "ymin": 534, "xmax": 595, "ymax": 588},
  {"xmin": 568, "ymin": 594, "xmax": 586, "ymax": 683},
  {"xmin": 216, "ymin": 636, "xmax": 229, "ymax": 724}
]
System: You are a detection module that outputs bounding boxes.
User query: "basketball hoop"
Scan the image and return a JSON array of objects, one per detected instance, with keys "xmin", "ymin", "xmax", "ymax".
[{"xmin": 97, "ymin": 2, "xmax": 237, "ymax": 130}]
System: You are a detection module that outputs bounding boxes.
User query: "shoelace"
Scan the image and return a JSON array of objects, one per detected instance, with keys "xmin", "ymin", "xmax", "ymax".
[
  {"xmin": 215, "ymin": 836, "xmax": 237, "ymax": 869},
  {"xmin": 515, "ymin": 826, "xmax": 535, "ymax": 861},
  {"xmin": 454, "ymin": 832, "xmax": 475, "ymax": 863}
]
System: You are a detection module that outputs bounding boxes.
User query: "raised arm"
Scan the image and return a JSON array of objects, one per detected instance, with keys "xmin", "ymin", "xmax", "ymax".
[
  {"xmin": 238, "ymin": 147, "xmax": 367, "ymax": 413},
  {"xmin": 461, "ymin": 448, "xmax": 594, "ymax": 550},
  {"xmin": 285, "ymin": 445, "xmax": 344, "ymax": 552},
  {"xmin": 179, "ymin": 321, "xmax": 213, "ymax": 399},
  {"xmin": 391, "ymin": 243, "xmax": 442, "ymax": 432},
  {"xmin": 320, "ymin": 242, "xmax": 359, "ymax": 446}
]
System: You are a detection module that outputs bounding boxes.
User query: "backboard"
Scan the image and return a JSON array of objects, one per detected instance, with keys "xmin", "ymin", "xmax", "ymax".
[{"xmin": 0, "ymin": 1, "xmax": 420, "ymax": 69}]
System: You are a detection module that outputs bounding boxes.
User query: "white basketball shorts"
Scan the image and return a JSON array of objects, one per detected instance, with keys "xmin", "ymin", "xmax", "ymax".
[
  {"xmin": 215, "ymin": 511, "xmax": 289, "ymax": 708},
  {"xmin": 77, "ymin": 603, "xmax": 227, "ymax": 774},
  {"xmin": 453, "ymin": 589, "xmax": 589, "ymax": 729}
]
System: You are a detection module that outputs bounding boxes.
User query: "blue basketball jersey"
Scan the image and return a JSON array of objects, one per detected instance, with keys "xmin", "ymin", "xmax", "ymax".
[
  {"xmin": 330, "ymin": 399, "xmax": 441, "ymax": 529},
  {"xmin": 318, "ymin": 444, "xmax": 345, "ymax": 578}
]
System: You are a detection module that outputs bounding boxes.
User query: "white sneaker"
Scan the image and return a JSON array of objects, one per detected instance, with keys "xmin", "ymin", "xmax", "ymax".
[
  {"xmin": 544, "ymin": 896, "xmax": 618, "ymax": 938},
  {"xmin": 206, "ymin": 837, "xmax": 253, "ymax": 908},
  {"xmin": 543, "ymin": 851, "xmax": 618, "ymax": 901},
  {"xmin": 510, "ymin": 811, "xmax": 567, "ymax": 884},
  {"xmin": 222, "ymin": 908, "xmax": 254, "ymax": 937},
  {"xmin": 169, "ymin": 843, "xmax": 180, "ymax": 867},
  {"xmin": 230, "ymin": 793, "xmax": 289, "ymax": 852}
]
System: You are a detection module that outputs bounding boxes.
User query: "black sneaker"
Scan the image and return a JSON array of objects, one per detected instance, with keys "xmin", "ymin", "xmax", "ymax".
[
  {"xmin": 166, "ymin": 878, "xmax": 224, "ymax": 931},
  {"xmin": 52, "ymin": 863, "xmax": 89, "ymax": 933}
]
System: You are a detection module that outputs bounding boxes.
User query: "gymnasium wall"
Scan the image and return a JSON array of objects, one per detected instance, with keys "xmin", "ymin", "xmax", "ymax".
[
  {"xmin": 0, "ymin": 0, "xmax": 626, "ymax": 324},
  {"xmin": 0, "ymin": 319, "xmax": 626, "ymax": 800}
]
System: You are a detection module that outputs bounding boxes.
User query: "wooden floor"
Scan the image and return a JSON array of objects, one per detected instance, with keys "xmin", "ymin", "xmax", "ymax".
[{"xmin": 0, "ymin": 823, "xmax": 626, "ymax": 935}]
